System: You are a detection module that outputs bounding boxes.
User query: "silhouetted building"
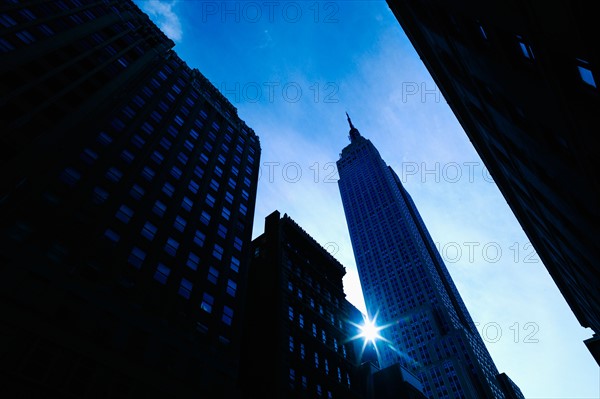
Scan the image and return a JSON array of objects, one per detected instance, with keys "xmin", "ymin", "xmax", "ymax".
[
  {"xmin": 242, "ymin": 211, "xmax": 426, "ymax": 399},
  {"xmin": 337, "ymin": 115, "xmax": 523, "ymax": 399},
  {"xmin": 385, "ymin": 0, "xmax": 600, "ymax": 363},
  {"xmin": 0, "ymin": 1, "xmax": 260, "ymax": 397}
]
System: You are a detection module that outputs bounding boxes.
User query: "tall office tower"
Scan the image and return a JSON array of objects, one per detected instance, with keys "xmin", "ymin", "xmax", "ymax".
[
  {"xmin": 337, "ymin": 116, "xmax": 523, "ymax": 399},
  {"xmin": 0, "ymin": 1, "xmax": 260, "ymax": 397},
  {"xmin": 384, "ymin": 0, "xmax": 600, "ymax": 363},
  {"xmin": 241, "ymin": 211, "xmax": 426, "ymax": 399}
]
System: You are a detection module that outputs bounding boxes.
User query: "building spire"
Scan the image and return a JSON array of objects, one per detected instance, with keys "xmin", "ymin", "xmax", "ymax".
[{"xmin": 345, "ymin": 112, "xmax": 362, "ymax": 142}]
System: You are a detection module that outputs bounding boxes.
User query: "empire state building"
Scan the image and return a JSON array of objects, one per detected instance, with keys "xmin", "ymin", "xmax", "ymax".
[{"xmin": 337, "ymin": 115, "xmax": 523, "ymax": 399}]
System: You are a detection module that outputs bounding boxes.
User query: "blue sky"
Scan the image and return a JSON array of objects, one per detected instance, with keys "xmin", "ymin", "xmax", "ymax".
[{"xmin": 136, "ymin": 1, "xmax": 598, "ymax": 397}]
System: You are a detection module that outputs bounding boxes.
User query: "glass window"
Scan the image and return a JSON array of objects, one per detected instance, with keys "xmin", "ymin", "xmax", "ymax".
[
  {"xmin": 153, "ymin": 200, "xmax": 166, "ymax": 217},
  {"xmin": 141, "ymin": 222, "xmax": 157, "ymax": 240},
  {"xmin": 177, "ymin": 152, "xmax": 188, "ymax": 165},
  {"xmin": 215, "ymin": 166, "xmax": 223, "ymax": 177},
  {"xmin": 230, "ymin": 256, "xmax": 240, "ymax": 273},
  {"xmin": 141, "ymin": 166, "xmax": 155, "ymax": 181},
  {"xmin": 130, "ymin": 184, "xmax": 145, "ymax": 200},
  {"xmin": 577, "ymin": 59, "xmax": 597, "ymax": 88},
  {"xmin": 160, "ymin": 137, "xmax": 172, "ymax": 150},
  {"xmin": 226, "ymin": 279, "xmax": 237, "ymax": 297},
  {"xmin": 208, "ymin": 266, "xmax": 219, "ymax": 284},
  {"xmin": 163, "ymin": 182, "xmax": 175, "ymax": 197},
  {"xmin": 200, "ymin": 211, "xmax": 211, "ymax": 225},
  {"xmin": 201, "ymin": 293, "xmax": 214, "ymax": 313},
  {"xmin": 174, "ymin": 215, "xmax": 186, "ymax": 232},
  {"xmin": 154, "ymin": 263, "xmax": 170, "ymax": 284},
  {"xmin": 222, "ymin": 306, "xmax": 233, "ymax": 326},
  {"xmin": 105, "ymin": 167, "xmax": 122, "ymax": 183},
  {"xmin": 188, "ymin": 179, "xmax": 200, "ymax": 194},
  {"xmin": 234, "ymin": 237, "xmax": 243, "ymax": 251},
  {"xmin": 178, "ymin": 278, "xmax": 193, "ymax": 299},
  {"xmin": 239, "ymin": 204, "xmax": 248, "ymax": 216},
  {"xmin": 182, "ymin": 196, "xmax": 193, "ymax": 212},
  {"xmin": 116, "ymin": 205, "xmax": 134, "ymax": 223},
  {"xmin": 228, "ymin": 178, "xmax": 236, "ymax": 189},
  {"xmin": 170, "ymin": 166, "xmax": 182, "ymax": 180},
  {"xmin": 218, "ymin": 154, "xmax": 226, "ymax": 164},
  {"xmin": 92, "ymin": 187, "xmax": 109, "ymax": 204},
  {"xmin": 120, "ymin": 149, "xmax": 135, "ymax": 164},
  {"xmin": 206, "ymin": 194, "xmax": 216, "ymax": 207},
  {"xmin": 80, "ymin": 148, "xmax": 98, "ymax": 165},
  {"xmin": 104, "ymin": 228, "xmax": 119, "ymax": 243},
  {"xmin": 128, "ymin": 247, "xmax": 146, "ymax": 269},
  {"xmin": 59, "ymin": 167, "xmax": 81, "ymax": 186},
  {"xmin": 194, "ymin": 166, "xmax": 204, "ymax": 179},
  {"xmin": 187, "ymin": 252, "xmax": 200, "ymax": 270},
  {"xmin": 225, "ymin": 192, "xmax": 234, "ymax": 203},
  {"xmin": 217, "ymin": 224, "xmax": 227, "ymax": 239},
  {"xmin": 151, "ymin": 151, "xmax": 164, "ymax": 164},
  {"xmin": 221, "ymin": 207, "xmax": 230, "ymax": 220},
  {"xmin": 200, "ymin": 153, "xmax": 209, "ymax": 164},
  {"xmin": 193, "ymin": 230, "xmax": 206, "ymax": 247},
  {"xmin": 165, "ymin": 237, "xmax": 179, "ymax": 256},
  {"xmin": 209, "ymin": 179, "xmax": 219, "ymax": 191},
  {"xmin": 131, "ymin": 134, "xmax": 145, "ymax": 149},
  {"xmin": 213, "ymin": 244, "xmax": 224, "ymax": 260}
]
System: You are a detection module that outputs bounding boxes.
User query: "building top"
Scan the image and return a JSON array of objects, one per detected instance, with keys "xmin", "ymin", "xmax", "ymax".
[
  {"xmin": 278, "ymin": 212, "xmax": 347, "ymax": 276},
  {"xmin": 346, "ymin": 112, "xmax": 362, "ymax": 142}
]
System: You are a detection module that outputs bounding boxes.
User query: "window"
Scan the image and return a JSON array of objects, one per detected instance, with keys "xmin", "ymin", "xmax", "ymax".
[
  {"xmin": 130, "ymin": 184, "xmax": 145, "ymax": 200},
  {"xmin": 221, "ymin": 207, "xmax": 230, "ymax": 220},
  {"xmin": 174, "ymin": 216, "xmax": 186, "ymax": 232},
  {"xmin": 218, "ymin": 154, "xmax": 226, "ymax": 164},
  {"xmin": 201, "ymin": 293, "xmax": 214, "ymax": 313},
  {"xmin": 209, "ymin": 179, "xmax": 219, "ymax": 191},
  {"xmin": 289, "ymin": 336, "xmax": 295, "ymax": 352},
  {"xmin": 299, "ymin": 314, "xmax": 304, "ymax": 328},
  {"xmin": 154, "ymin": 264, "xmax": 170, "ymax": 284},
  {"xmin": 222, "ymin": 306, "xmax": 233, "ymax": 325},
  {"xmin": 215, "ymin": 166, "xmax": 223, "ymax": 177},
  {"xmin": 80, "ymin": 148, "xmax": 98, "ymax": 165},
  {"xmin": 131, "ymin": 134, "xmax": 145, "ymax": 149},
  {"xmin": 230, "ymin": 256, "xmax": 240, "ymax": 272},
  {"xmin": 128, "ymin": 247, "xmax": 146, "ymax": 269},
  {"xmin": 516, "ymin": 35, "xmax": 534, "ymax": 60},
  {"xmin": 115, "ymin": 205, "xmax": 134, "ymax": 223},
  {"xmin": 177, "ymin": 152, "xmax": 188, "ymax": 165},
  {"xmin": 226, "ymin": 279, "xmax": 237, "ymax": 296},
  {"xmin": 200, "ymin": 211, "xmax": 211, "ymax": 225},
  {"xmin": 288, "ymin": 306, "xmax": 294, "ymax": 321},
  {"xmin": 206, "ymin": 194, "xmax": 216, "ymax": 207},
  {"xmin": 141, "ymin": 222, "xmax": 157, "ymax": 240},
  {"xmin": 208, "ymin": 266, "xmax": 219, "ymax": 284},
  {"xmin": 194, "ymin": 230, "xmax": 206, "ymax": 247},
  {"xmin": 189, "ymin": 179, "xmax": 200, "ymax": 194},
  {"xmin": 162, "ymin": 182, "xmax": 175, "ymax": 197},
  {"xmin": 300, "ymin": 343, "xmax": 305, "ymax": 359},
  {"xmin": 178, "ymin": 278, "xmax": 193, "ymax": 299},
  {"xmin": 59, "ymin": 168, "xmax": 81, "ymax": 186},
  {"xmin": 217, "ymin": 224, "xmax": 227, "ymax": 239},
  {"xmin": 165, "ymin": 238, "xmax": 179, "ymax": 256},
  {"xmin": 233, "ymin": 237, "xmax": 243, "ymax": 251},
  {"xmin": 225, "ymin": 192, "xmax": 234, "ymax": 203},
  {"xmin": 153, "ymin": 200, "xmax": 166, "ymax": 217},
  {"xmin": 182, "ymin": 197, "xmax": 193, "ymax": 212},
  {"xmin": 104, "ymin": 228, "xmax": 119, "ymax": 243},
  {"xmin": 577, "ymin": 58, "xmax": 597, "ymax": 88},
  {"xmin": 239, "ymin": 204, "xmax": 247, "ymax": 216},
  {"xmin": 170, "ymin": 166, "xmax": 182, "ymax": 180},
  {"xmin": 213, "ymin": 244, "xmax": 224, "ymax": 260},
  {"xmin": 187, "ymin": 252, "xmax": 200, "ymax": 270},
  {"xmin": 151, "ymin": 151, "xmax": 164, "ymax": 164},
  {"xmin": 194, "ymin": 165, "xmax": 204, "ymax": 179},
  {"xmin": 228, "ymin": 178, "xmax": 236, "ymax": 189},
  {"xmin": 142, "ymin": 166, "xmax": 155, "ymax": 181},
  {"xmin": 105, "ymin": 167, "xmax": 122, "ymax": 183},
  {"xmin": 92, "ymin": 187, "xmax": 108, "ymax": 204}
]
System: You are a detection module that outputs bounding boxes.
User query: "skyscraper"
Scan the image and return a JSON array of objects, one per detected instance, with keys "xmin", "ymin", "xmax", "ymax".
[
  {"xmin": 384, "ymin": 0, "xmax": 599, "ymax": 364},
  {"xmin": 337, "ymin": 115, "xmax": 522, "ymax": 399},
  {"xmin": 240, "ymin": 210, "xmax": 426, "ymax": 399},
  {"xmin": 1, "ymin": 1, "xmax": 260, "ymax": 396}
]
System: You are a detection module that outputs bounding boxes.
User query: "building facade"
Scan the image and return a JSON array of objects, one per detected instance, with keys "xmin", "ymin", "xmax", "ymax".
[
  {"xmin": 385, "ymin": 0, "xmax": 599, "ymax": 363},
  {"xmin": 1, "ymin": 1, "xmax": 260, "ymax": 396},
  {"xmin": 241, "ymin": 210, "xmax": 427, "ymax": 399},
  {"xmin": 337, "ymin": 116, "xmax": 523, "ymax": 399}
]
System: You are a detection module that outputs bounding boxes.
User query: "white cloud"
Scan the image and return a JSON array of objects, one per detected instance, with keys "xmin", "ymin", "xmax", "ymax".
[{"xmin": 140, "ymin": 0, "xmax": 183, "ymax": 42}]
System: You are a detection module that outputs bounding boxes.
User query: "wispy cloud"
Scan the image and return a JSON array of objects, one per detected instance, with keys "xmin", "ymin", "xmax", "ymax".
[{"xmin": 139, "ymin": 0, "xmax": 182, "ymax": 42}]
